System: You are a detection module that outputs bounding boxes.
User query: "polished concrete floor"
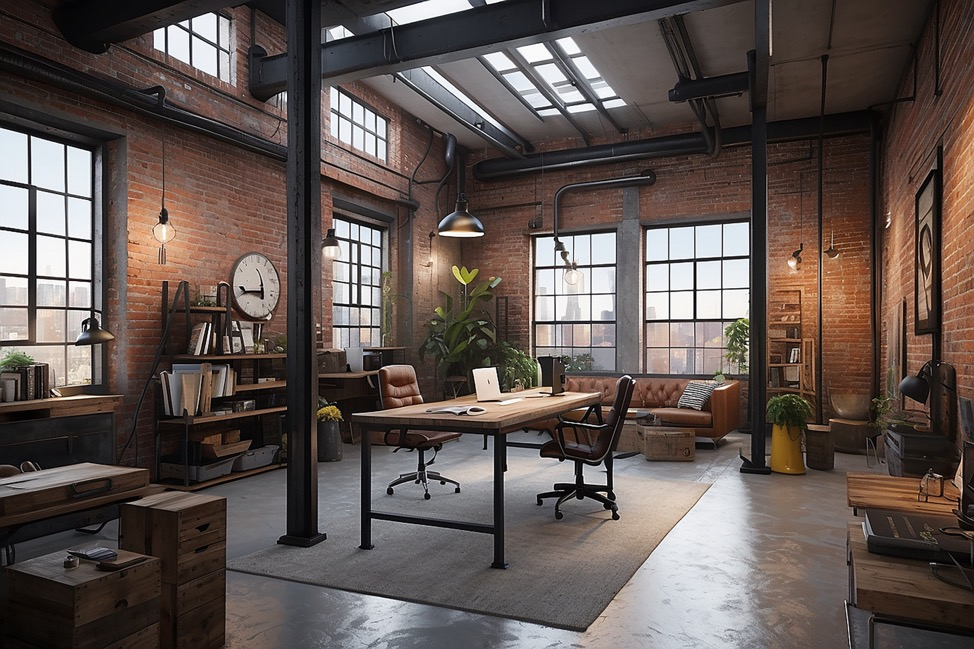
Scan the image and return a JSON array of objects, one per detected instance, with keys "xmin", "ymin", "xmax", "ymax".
[{"xmin": 15, "ymin": 431, "xmax": 970, "ymax": 648}]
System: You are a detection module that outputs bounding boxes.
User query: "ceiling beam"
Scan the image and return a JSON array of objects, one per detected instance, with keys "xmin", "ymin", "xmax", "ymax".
[
  {"xmin": 52, "ymin": 0, "xmax": 232, "ymax": 54},
  {"xmin": 250, "ymin": 0, "xmax": 743, "ymax": 96}
]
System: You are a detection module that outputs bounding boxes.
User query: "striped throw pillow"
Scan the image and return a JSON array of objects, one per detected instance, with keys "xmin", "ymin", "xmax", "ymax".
[{"xmin": 677, "ymin": 380, "xmax": 718, "ymax": 411}]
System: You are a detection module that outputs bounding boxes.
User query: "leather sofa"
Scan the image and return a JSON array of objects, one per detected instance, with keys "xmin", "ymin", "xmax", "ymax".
[{"xmin": 527, "ymin": 375, "xmax": 741, "ymax": 442}]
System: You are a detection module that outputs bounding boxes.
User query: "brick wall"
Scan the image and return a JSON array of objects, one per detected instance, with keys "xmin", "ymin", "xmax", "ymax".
[{"xmin": 881, "ymin": 0, "xmax": 974, "ymax": 450}]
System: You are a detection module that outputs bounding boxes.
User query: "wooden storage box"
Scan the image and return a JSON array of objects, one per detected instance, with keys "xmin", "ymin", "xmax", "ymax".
[
  {"xmin": 160, "ymin": 571, "xmax": 226, "ymax": 649},
  {"xmin": 119, "ymin": 492, "xmax": 227, "ymax": 585},
  {"xmin": 615, "ymin": 421, "xmax": 640, "ymax": 453},
  {"xmin": 0, "ymin": 463, "xmax": 149, "ymax": 519},
  {"xmin": 638, "ymin": 426, "xmax": 695, "ymax": 461},
  {"xmin": 4, "ymin": 549, "xmax": 160, "ymax": 649}
]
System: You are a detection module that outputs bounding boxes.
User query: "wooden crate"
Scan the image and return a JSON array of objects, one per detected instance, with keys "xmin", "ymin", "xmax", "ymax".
[
  {"xmin": 160, "ymin": 576, "xmax": 226, "ymax": 649},
  {"xmin": 5, "ymin": 624, "xmax": 161, "ymax": 649},
  {"xmin": 4, "ymin": 550, "xmax": 160, "ymax": 649},
  {"xmin": 615, "ymin": 421, "xmax": 640, "ymax": 453},
  {"xmin": 0, "ymin": 463, "xmax": 149, "ymax": 518},
  {"xmin": 119, "ymin": 492, "xmax": 227, "ymax": 584},
  {"xmin": 638, "ymin": 426, "xmax": 695, "ymax": 461}
]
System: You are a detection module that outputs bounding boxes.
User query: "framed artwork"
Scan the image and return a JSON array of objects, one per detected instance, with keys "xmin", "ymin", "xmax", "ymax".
[{"xmin": 914, "ymin": 166, "xmax": 941, "ymax": 334}]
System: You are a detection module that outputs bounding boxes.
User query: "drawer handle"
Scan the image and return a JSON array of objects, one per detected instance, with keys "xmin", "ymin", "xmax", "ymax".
[
  {"xmin": 196, "ymin": 523, "xmax": 210, "ymax": 533},
  {"xmin": 70, "ymin": 477, "xmax": 114, "ymax": 499},
  {"xmin": 195, "ymin": 544, "xmax": 210, "ymax": 554},
  {"xmin": 115, "ymin": 598, "xmax": 128, "ymax": 609}
]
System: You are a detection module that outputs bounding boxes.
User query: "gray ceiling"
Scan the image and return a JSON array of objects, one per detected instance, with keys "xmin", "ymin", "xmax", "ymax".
[{"xmin": 52, "ymin": 0, "xmax": 933, "ymax": 154}]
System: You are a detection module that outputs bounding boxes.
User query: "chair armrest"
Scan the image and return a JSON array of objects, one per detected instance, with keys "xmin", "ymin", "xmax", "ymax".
[
  {"xmin": 708, "ymin": 381, "xmax": 741, "ymax": 437},
  {"xmin": 555, "ymin": 418, "xmax": 608, "ymax": 447}
]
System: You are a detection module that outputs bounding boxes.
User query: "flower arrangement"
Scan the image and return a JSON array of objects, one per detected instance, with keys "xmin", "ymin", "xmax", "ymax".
[{"xmin": 316, "ymin": 404, "xmax": 343, "ymax": 422}]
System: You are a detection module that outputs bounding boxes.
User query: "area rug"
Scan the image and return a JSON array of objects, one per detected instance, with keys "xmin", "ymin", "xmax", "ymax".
[{"xmin": 228, "ymin": 456, "xmax": 709, "ymax": 631}]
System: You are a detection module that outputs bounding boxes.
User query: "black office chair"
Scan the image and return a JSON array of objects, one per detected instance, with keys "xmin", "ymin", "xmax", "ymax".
[
  {"xmin": 536, "ymin": 374, "xmax": 635, "ymax": 520},
  {"xmin": 377, "ymin": 365, "xmax": 461, "ymax": 500}
]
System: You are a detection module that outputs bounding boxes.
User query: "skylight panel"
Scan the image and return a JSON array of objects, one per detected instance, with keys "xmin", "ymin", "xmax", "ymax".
[
  {"xmin": 556, "ymin": 37, "xmax": 581, "ymax": 55},
  {"xmin": 503, "ymin": 71, "xmax": 535, "ymax": 93},
  {"xmin": 536, "ymin": 63, "xmax": 567, "ymax": 85},
  {"xmin": 567, "ymin": 103, "xmax": 597, "ymax": 114},
  {"xmin": 423, "ymin": 67, "xmax": 505, "ymax": 130},
  {"xmin": 574, "ymin": 57, "xmax": 599, "ymax": 80},
  {"xmin": 603, "ymin": 98, "xmax": 626, "ymax": 109},
  {"xmin": 557, "ymin": 89, "xmax": 585, "ymax": 104},
  {"xmin": 517, "ymin": 43, "xmax": 552, "ymax": 64},
  {"xmin": 483, "ymin": 51, "xmax": 515, "ymax": 72},
  {"xmin": 387, "ymin": 0, "xmax": 472, "ymax": 25}
]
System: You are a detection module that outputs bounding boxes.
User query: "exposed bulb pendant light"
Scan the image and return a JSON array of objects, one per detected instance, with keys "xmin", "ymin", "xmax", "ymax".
[
  {"xmin": 152, "ymin": 127, "xmax": 176, "ymax": 264},
  {"xmin": 322, "ymin": 227, "xmax": 341, "ymax": 259},
  {"xmin": 825, "ymin": 223, "xmax": 839, "ymax": 259},
  {"xmin": 789, "ymin": 185, "xmax": 803, "ymax": 271},
  {"xmin": 787, "ymin": 243, "xmax": 803, "ymax": 270},
  {"xmin": 554, "ymin": 238, "xmax": 582, "ymax": 285},
  {"xmin": 438, "ymin": 151, "xmax": 484, "ymax": 237}
]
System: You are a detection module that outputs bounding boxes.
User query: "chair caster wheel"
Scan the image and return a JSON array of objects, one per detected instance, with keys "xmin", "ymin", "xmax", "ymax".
[
  {"xmin": 555, "ymin": 511, "xmax": 563, "ymax": 520},
  {"xmin": 454, "ymin": 487, "xmax": 461, "ymax": 493},
  {"xmin": 611, "ymin": 510, "xmax": 620, "ymax": 521},
  {"xmin": 387, "ymin": 487, "xmax": 394, "ymax": 495},
  {"xmin": 424, "ymin": 492, "xmax": 431, "ymax": 500}
]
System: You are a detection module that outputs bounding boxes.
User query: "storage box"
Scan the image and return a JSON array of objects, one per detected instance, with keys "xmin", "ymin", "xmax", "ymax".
[
  {"xmin": 884, "ymin": 427, "xmax": 958, "ymax": 477},
  {"xmin": 317, "ymin": 348, "xmax": 347, "ymax": 373},
  {"xmin": 638, "ymin": 425, "xmax": 695, "ymax": 461},
  {"xmin": 231, "ymin": 444, "xmax": 279, "ymax": 472},
  {"xmin": 5, "ymin": 549, "xmax": 160, "ymax": 648},
  {"xmin": 615, "ymin": 421, "xmax": 640, "ymax": 453},
  {"xmin": 161, "ymin": 573, "xmax": 226, "ymax": 649},
  {"xmin": 200, "ymin": 439, "xmax": 252, "ymax": 460},
  {"xmin": 0, "ymin": 463, "xmax": 149, "ymax": 518},
  {"xmin": 158, "ymin": 455, "xmax": 238, "ymax": 484}
]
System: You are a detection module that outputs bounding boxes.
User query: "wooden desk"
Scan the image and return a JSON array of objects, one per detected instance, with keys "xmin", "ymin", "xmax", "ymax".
[
  {"xmin": 319, "ymin": 371, "xmax": 379, "ymax": 441},
  {"xmin": 847, "ymin": 523, "xmax": 974, "ymax": 646},
  {"xmin": 846, "ymin": 472, "xmax": 959, "ymax": 516},
  {"xmin": 352, "ymin": 391, "xmax": 601, "ymax": 569}
]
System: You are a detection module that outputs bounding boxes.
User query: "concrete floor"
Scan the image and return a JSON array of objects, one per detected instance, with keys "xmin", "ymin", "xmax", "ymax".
[{"xmin": 14, "ymin": 431, "xmax": 970, "ymax": 648}]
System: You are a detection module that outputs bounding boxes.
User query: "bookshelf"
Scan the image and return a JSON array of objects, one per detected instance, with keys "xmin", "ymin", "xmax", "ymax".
[{"xmin": 767, "ymin": 287, "xmax": 816, "ymax": 412}]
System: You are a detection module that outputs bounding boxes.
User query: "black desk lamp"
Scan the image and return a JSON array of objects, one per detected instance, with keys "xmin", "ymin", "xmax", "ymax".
[{"xmin": 899, "ymin": 360, "xmax": 955, "ymax": 404}]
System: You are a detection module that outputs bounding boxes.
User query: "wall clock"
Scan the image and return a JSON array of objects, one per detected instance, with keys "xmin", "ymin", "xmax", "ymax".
[{"xmin": 230, "ymin": 252, "xmax": 281, "ymax": 320}]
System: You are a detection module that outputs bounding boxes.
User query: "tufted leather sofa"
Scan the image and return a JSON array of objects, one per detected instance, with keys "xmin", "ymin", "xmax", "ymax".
[{"xmin": 527, "ymin": 375, "xmax": 741, "ymax": 441}]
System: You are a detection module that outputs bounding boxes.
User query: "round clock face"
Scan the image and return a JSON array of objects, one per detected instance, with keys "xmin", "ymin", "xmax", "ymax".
[{"xmin": 230, "ymin": 252, "xmax": 281, "ymax": 320}]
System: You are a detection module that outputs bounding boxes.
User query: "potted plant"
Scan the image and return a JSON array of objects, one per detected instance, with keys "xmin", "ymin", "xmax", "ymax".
[
  {"xmin": 0, "ymin": 350, "xmax": 36, "ymax": 402},
  {"xmin": 316, "ymin": 400, "xmax": 344, "ymax": 462},
  {"xmin": 724, "ymin": 317, "xmax": 749, "ymax": 374},
  {"xmin": 766, "ymin": 393, "xmax": 813, "ymax": 475},
  {"xmin": 419, "ymin": 266, "xmax": 501, "ymax": 394},
  {"xmin": 492, "ymin": 341, "xmax": 539, "ymax": 392}
]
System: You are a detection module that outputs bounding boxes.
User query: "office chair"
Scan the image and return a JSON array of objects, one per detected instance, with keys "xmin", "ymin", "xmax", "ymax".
[
  {"xmin": 377, "ymin": 365, "xmax": 461, "ymax": 500},
  {"xmin": 537, "ymin": 374, "xmax": 635, "ymax": 520}
]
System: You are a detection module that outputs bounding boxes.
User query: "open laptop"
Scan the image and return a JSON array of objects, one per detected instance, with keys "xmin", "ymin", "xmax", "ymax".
[{"xmin": 472, "ymin": 367, "xmax": 505, "ymax": 402}]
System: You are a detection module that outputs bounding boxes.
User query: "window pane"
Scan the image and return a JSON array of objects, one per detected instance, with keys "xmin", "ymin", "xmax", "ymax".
[
  {"xmin": 37, "ymin": 308, "xmax": 66, "ymax": 342},
  {"xmin": 193, "ymin": 13, "xmax": 217, "ymax": 41},
  {"xmin": 0, "ymin": 184, "xmax": 29, "ymax": 229},
  {"xmin": 67, "ymin": 197, "xmax": 93, "ymax": 239},
  {"xmin": 671, "ymin": 291, "xmax": 693, "ymax": 319},
  {"xmin": 646, "ymin": 263, "xmax": 668, "ymax": 290},
  {"xmin": 0, "ymin": 231, "xmax": 29, "ymax": 274},
  {"xmin": 36, "ymin": 191, "xmax": 66, "ymax": 235},
  {"xmin": 724, "ymin": 221, "xmax": 750, "ymax": 256},
  {"xmin": 0, "ymin": 276, "xmax": 29, "ymax": 305},
  {"xmin": 590, "ymin": 267, "xmax": 614, "ymax": 293},
  {"xmin": 697, "ymin": 260, "xmax": 721, "ymax": 289},
  {"xmin": 723, "ymin": 289, "xmax": 750, "ymax": 318},
  {"xmin": 670, "ymin": 227, "xmax": 694, "ymax": 259},
  {"xmin": 724, "ymin": 259, "xmax": 749, "ymax": 288},
  {"xmin": 535, "ymin": 237, "xmax": 555, "ymax": 266},
  {"xmin": 696, "ymin": 224, "xmax": 722, "ymax": 257},
  {"xmin": 646, "ymin": 292, "xmax": 668, "ymax": 320},
  {"xmin": 670, "ymin": 262, "xmax": 693, "ymax": 290},
  {"xmin": 37, "ymin": 234, "xmax": 66, "ymax": 276},
  {"xmin": 67, "ymin": 146, "xmax": 92, "ymax": 197},
  {"xmin": 168, "ymin": 25, "xmax": 191, "ymax": 64},
  {"xmin": 68, "ymin": 280, "xmax": 92, "ymax": 308},
  {"xmin": 646, "ymin": 229, "xmax": 667, "ymax": 261},
  {"xmin": 696, "ymin": 289, "xmax": 721, "ymax": 319},
  {"xmin": 193, "ymin": 37, "xmax": 218, "ymax": 76},
  {"xmin": 68, "ymin": 240, "xmax": 92, "ymax": 280},
  {"xmin": 31, "ymin": 137, "xmax": 65, "ymax": 192},
  {"xmin": 37, "ymin": 279, "xmax": 66, "ymax": 307},
  {"xmin": 591, "ymin": 232, "xmax": 615, "ymax": 264},
  {"xmin": 0, "ymin": 308, "xmax": 28, "ymax": 342},
  {"xmin": 0, "ymin": 129, "xmax": 28, "ymax": 183}
]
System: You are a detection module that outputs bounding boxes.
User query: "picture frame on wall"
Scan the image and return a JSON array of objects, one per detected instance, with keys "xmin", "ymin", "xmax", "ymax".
[{"xmin": 914, "ymin": 165, "xmax": 941, "ymax": 334}]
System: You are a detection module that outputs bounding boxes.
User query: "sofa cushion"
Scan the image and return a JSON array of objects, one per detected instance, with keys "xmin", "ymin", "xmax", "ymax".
[
  {"xmin": 650, "ymin": 406, "xmax": 714, "ymax": 427},
  {"xmin": 677, "ymin": 380, "xmax": 718, "ymax": 410}
]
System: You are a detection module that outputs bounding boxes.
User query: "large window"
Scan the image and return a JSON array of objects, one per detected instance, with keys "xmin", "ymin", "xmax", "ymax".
[
  {"xmin": 329, "ymin": 88, "xmax": 388, "ymax": 162},
  {"xmin": 645, "ymin": 221, "xmax": 750, "ymax": 375},
  {"xmin": 534, "ymin": 233, "xmax": 616, "ymax": 371},
  {"xmin": 0, "ymin": 124, "xmax": 100, "ymax": 387},
  {"xmin": 153, "ymin": 13, "xmax": 232, "ymax": 82},
  {"xmin": 332, "ymin": 218, "xmax": 385, "ymax": 348}
]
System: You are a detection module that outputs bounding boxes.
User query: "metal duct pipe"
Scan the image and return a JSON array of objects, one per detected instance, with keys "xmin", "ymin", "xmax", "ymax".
[
  {"xmin": 0, "ymin": 42, "xmax": 287, "ymax": 161},
  {"xmin": 473, "ymin": 133, "xmax": 707, "ymax": 181},
  {"xmin": 552, "ymin": 169, "xmax": 657, "ymax": 242},
  {"xmin": 473, "ymin": 111, "xmax": 873, "ymax": 182}
]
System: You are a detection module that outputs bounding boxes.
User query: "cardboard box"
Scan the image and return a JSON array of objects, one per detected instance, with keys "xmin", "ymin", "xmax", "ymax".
[{"xmin": 317, "ymin": 348, "xmax": 347, "ymax": 373}]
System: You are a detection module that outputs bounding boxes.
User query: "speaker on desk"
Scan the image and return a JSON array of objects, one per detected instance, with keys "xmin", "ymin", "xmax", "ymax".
[{"xmin": 537, "ymin": 356, "xmax": 565, "ymax": 395}]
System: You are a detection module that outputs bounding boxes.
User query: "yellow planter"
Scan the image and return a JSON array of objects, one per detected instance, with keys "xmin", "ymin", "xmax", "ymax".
[{"xmin": 770, "ymin": 423, "xmax": 806, "ymax": 474}]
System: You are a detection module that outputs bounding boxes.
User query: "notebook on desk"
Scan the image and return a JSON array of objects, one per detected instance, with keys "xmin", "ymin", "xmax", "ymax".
[{"xmin": 862, "ymin": 508, "xmax": 974, "ymax": 562}]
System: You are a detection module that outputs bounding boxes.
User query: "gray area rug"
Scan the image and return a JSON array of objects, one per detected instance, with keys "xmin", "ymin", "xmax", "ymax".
[{"xmin": 228, "ymin": 455, "xmax": 709, "ymax": 631}]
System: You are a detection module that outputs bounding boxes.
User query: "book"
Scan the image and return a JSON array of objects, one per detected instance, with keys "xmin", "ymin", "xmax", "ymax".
[
  {"xmin": 187, "ymin": 322, "xmax": 210, "ymax": 355},
  {"xmin": 424, "ymin": 405, "xmax": 487, "ymax": 416},
  {"xmin": 862, "ymin": 508, "xmax": 974, "ymax": 561}
]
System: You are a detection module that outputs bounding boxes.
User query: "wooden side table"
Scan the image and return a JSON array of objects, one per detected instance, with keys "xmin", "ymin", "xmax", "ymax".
[{"xmin": 846, "ymin": 472, "xmax": 958, "ymax": 516}]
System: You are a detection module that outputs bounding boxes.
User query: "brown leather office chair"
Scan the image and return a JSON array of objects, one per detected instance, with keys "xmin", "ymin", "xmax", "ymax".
[
  {"xmin": 536, "ymin": 374, "xmax": 635, "ymax": 520},
  {"xmin": 377, "ymin": 365, "xmax": 462, "ymax": 500}
]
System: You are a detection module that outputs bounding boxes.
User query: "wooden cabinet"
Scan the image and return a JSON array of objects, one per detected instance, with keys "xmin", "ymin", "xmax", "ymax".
[
  {"xmin": 0, "ymin": 395, "xmax": 121, "ymax": 541},
  {"xmin": 767, "ymin": 288, "xmax": 816, "ymax": 410},
  {"xmin": 154, "ymin": 281, "xmax": 285, "ymax": 489}
]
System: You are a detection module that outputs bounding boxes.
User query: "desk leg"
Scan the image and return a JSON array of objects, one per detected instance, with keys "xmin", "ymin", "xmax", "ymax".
[
  {"xmin": 491, "ymin": 434, "xmax": 508, "ymax": 569},
  {"xmin": 359, "ymin": 423, "xmax": 374, "ymax": 550}
]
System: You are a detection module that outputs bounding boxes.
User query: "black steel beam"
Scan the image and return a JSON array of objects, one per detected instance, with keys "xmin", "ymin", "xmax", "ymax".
[
  {"xmin": 250, "ymin": 0, "xmax": 743, "ymax": 96},
  {"xmin": 279, "ymin": 0, "xmax": 326, "ymax": 548},
  {"xmin": 668, "ymin": 71, "xmax": 749, "ymax": 102},
  {"xmin": 52, "ymin": 0, "xmax": 232, "ymax": 54}
]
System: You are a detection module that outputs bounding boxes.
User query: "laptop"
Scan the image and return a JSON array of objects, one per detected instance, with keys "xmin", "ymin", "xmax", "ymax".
[{"xmin": 472, "ymin": 367, "xmax": 505, "ymax": 402}]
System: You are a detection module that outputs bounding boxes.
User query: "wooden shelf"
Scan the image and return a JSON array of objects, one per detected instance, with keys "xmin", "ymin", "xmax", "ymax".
[
  {"xmin": 157, "ymin": 405, "xmax": 287, "ymax": 427},
  {"xmin": 234, "ymin": 380, "xmax": 287, "ymax": 392},
  {"xmin": 171, "ymin": 353, "xmax": 286, "ymax": 362},
  {"xmin": 155, "ymin": 462, "xmax": 285, "ymax": 492}
]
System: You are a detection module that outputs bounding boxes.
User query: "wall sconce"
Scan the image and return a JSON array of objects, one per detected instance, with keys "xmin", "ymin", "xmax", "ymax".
[
  {"xmin": 787, "ymin": 243, "xmax": 803, "ymax": 270},
  {"xmin": 153, "ymin": 126, "xmax": 176, "ymax": 264},
  {"xmin": 75, "ymin": 311, "xmax": 115, "ymax": 346},
  {"xmin": 321, "ymin": 228, "xmax": 341, "ymax": 259}
]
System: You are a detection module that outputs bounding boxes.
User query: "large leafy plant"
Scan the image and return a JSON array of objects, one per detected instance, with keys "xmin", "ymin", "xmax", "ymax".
[
  {"xmin": 724, "ymin": 317, "xmax": 749, "ymax": 374},
  {"xmin": 766, "ymin": 394, "xmax": 813, "ymax": 429},
  {"xmin": 419, "ymin": 266, "xmax": 501, "ymax": 386}
]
